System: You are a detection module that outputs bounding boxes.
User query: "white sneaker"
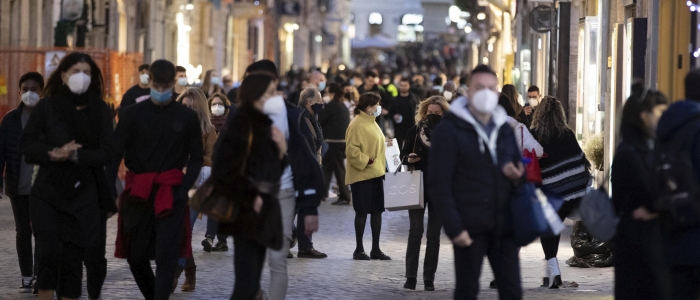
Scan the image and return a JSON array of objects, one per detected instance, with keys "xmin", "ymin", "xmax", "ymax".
[{"xmin": 328, "ymin": 190, "xmax": 338, "ymax": 199}]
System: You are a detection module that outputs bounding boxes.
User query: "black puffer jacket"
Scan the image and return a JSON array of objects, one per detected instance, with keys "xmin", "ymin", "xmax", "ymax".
[{"xmin": 0, "ymin": 103, "xmax": 28, "ymax": 198}]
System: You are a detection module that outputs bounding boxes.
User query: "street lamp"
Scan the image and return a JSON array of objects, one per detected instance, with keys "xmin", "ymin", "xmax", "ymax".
[
  {"xmin": 185, "ymin": 4, "xmax": 194, "ymax": 10},
  {"xmin": 464, "ymin": 26, "xmax": 472, "ymax": 33},
  {"xmin": 477, "ymin": 12, "xmax": 486, "ymax": 20}
]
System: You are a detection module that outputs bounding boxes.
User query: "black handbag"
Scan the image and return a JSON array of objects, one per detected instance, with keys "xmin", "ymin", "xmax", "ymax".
[{"xmin": 189, "ymin": 129, "xmax": 253, "ymax": 223}]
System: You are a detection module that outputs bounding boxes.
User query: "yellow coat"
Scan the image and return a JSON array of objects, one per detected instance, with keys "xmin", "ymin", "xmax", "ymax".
[{"xmin": 345, "ymin": 111, "xmax": 386, "ymax": 185}]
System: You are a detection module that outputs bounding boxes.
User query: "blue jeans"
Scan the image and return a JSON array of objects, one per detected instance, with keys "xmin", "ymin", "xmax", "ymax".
[{"xmin": 189, "ymin": 209, "xmax": 218, "ymax": 239}]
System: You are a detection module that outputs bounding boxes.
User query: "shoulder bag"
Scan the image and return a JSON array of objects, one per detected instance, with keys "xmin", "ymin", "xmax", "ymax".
[{"xmin": 189, "ymin": 129, "xmax": 253, "ymax": 223}]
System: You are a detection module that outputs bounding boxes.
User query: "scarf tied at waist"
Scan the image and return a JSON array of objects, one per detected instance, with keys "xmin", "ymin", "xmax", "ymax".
[{"xmin": 114, "ymin": 169, "xmax": 192, "ymax": 259}]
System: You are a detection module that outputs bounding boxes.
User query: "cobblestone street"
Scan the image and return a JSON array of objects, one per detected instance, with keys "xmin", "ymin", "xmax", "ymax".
[{"xmin": 0, "ymin": 196, "xmax": 613, "ymax": 299}]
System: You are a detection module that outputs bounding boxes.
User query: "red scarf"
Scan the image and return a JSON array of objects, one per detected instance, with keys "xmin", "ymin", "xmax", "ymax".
[{"xmin": 114, "ymin": 170, "xmax": 192, "ymax": 259}]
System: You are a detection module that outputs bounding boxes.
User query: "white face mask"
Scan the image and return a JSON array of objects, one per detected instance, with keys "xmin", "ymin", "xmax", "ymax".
[
  {"xmin": 211, "ymin": 104, "xmax": 225, "ymax": 116},
  {"xmin": 471, "ymin": 89, "xmax": 499, "ymax": 114},
  {"xmin": 443, "ymin": 91, "xmax": 453, "ymax": 100},
  {"xmin": 177, "ymin": 77, "xmax": 188, "ymax": 87},
  {"xmin": 528, "ymin": 98, "xmax": 540, "ymax": 107},
  {"xmin": 263, "ymin": 95, "xmax": 286, "ymax": 117},
  {"xmin": 139, "ymin": 73, "xmax": 149, "ymax": 85},
  {"xmin": 67, "ymin": 72, "xmax": 91, "ymax": 95},
  {"xmin": 21, "ymin": 91, "xmax": 40, "ymax": 107},
  {"xmin": 322, "ymin": 95, "xmax": 331, "ymax": 103},
  {"xmin": 210, "ymin": 77, "xmax": 220, "ymax": 85}
]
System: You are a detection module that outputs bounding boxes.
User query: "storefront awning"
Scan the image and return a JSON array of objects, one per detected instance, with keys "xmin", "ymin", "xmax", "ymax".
[{"xmin": 351, "ymin": 35, "xmax": 397, "ymax": 49}]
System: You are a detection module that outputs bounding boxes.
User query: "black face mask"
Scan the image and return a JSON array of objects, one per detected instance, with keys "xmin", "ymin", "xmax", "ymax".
[
  {"xmin": 425, "ymin": 114, "xmax": 442, "ymax": 128},
  {"xmin": 311, "ymin": 103, "xmax": 324, "ymax": 115},
  {"xmin": 344, "ymin": 92, "xmax": 353, "ymax": 100}
]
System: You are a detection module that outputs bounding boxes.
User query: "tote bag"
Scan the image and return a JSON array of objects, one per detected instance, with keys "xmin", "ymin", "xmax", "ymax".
[{"xmin": 383, "ymin": 170, "xmax": 424, "ymax": 211}]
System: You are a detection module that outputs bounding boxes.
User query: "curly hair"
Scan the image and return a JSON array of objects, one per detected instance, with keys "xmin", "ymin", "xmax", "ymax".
[
  {"xmin": 530, "ymin": 96, "xmax": 570, "ymax": 143},
  {"xmin": 415, "ymin": 96, "xmax": 450, "ymax": 123}
]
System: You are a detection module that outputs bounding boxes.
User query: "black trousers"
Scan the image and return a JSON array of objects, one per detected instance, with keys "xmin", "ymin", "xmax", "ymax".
[
  {"xmin": 35, "ymin": 232, "xmax": 84, "ymax": 298},
  {"xmin": 297, "ymin": 211, "xmax": 313, "ymax": 250},
  {"xmin": 614, "ymin": 217, "xmax": 671, "ymax": 300},
  {"xmin": 10, "ymin": 195, "xmax": 34, "ymax": 277},
  {"xmin": 670, "ymin": 265, "xmax": 700, "ymax": 300},
  {"xmin": 232, "ymin": 236, "xmax": 266, "ymax": 300},
  {"xmin": 405, "ymin": 200, "xmax": 441, "ymax": 281},
  {"xmin": 84, "ymin": 214, "xmax": 108, "ymax": 299},
  {"xmin": 453, "ymin": 233, "xmax": 522, "ymax": 300},
  {"xmin": 323, "ymin": 143, "xmax": 351, "ymax": 201},
  {"xmin": 126, "ymin": 197, "xmax": 185, "ymax": 300},
  {"xmin": 540, "ymin": 198, "xmax": 580, "ymax": 260}
]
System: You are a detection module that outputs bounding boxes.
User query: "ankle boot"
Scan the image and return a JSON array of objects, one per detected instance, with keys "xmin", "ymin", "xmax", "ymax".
[
  {"xmin": 172, "ymin": 266, "xmax": 184, "ymax": 293},
  {"xmin": 546, "ymin": 258, "xmax": 562, "ymax": 289},
  {"xmin": 540, "ymin": 259, "xmax": 550, "ymax": 287},
  {"xmin": 181, "ymin": 264, "xmax": 196, "ymax": 291}
]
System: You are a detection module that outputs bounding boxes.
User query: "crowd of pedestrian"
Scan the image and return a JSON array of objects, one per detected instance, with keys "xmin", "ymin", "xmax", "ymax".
[{"xmin": 1, "ymin": 52, "xmax": 700, "ymax": 300}]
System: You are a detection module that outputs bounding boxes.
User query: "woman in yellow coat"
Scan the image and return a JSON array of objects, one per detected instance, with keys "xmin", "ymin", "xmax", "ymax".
[{"xmin": 346, "ymin": 92, "xmax": 392, "ymax": 261}]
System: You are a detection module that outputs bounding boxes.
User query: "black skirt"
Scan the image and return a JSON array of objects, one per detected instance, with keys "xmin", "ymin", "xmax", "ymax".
[{"xmin": 351, "ymin": 176, "xmax": 385, "ymax": 214}]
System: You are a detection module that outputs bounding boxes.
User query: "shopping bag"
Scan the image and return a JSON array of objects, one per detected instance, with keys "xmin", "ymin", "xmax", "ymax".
[
  {"xmin": 521, "ymin": 127, "xmax": 543, "ymax": 184},
  {"xmin": 511, "ymin": 183, "xmax": 565, "ymax": 246},
  {"xmin": 580, "ymin": 185, "xmax": 619, "ymax": 242},
  {"xmin": 523, "ymin": 149, "xmax": 543, "ymax": 184},
  {"xmin": 383, "ymin": 170, "xmax": 424, "ymax": 211},
  {"xmin": 385, "ymin": 138, "xmax": 402, "ymax": 173}
]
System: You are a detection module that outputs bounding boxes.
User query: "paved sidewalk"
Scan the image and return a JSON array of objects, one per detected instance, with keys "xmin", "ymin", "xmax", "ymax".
[{"xmin": 0, "ymin": 196, "xmax": 613, "ymax": 299}]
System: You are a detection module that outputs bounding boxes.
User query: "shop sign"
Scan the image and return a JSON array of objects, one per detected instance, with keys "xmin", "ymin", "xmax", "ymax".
[{"xmin": 529, "ymin": 5, "xmax": 554, "ymax": 33}]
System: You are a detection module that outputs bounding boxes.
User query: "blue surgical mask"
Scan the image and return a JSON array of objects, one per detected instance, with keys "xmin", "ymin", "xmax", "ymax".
[
  {"xmin": 349, "ymin": 79, "xmax": 355, "ymax": 86},
  {"xmin": 210, "ymin": 77, "xmax": 220, "ymax": 85},
  {"xmin": 150, "ymin": 88, "xmax": 173, "ymax": 104},
  {"xmin": 373, "ymin": 105, "xmax": 382, "ymax": 117},
  {"xmin": 318, "ymin": 81, "xmax": 326, "ymax": 91}
]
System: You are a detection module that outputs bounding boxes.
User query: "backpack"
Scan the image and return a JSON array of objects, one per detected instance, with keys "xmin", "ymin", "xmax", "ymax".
[{"xmin": 653, "ymin": 120, "xmax": 700, "ymax": 232}]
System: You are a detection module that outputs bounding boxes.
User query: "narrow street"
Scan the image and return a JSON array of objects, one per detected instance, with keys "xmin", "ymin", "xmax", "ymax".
[{"xmin": 0, "ymin": 196, "xmax": 613, "ymax": 300}]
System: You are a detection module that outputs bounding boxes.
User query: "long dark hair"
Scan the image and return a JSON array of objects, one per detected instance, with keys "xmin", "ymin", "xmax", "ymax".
[
  {"xmin": 531, "ymin": 96, "xmax": 570, "ymax": 143},
  {"xmin": 44, "ymin": 52, "xmax": 104, "ymax": 99},
  {"xmin": 237, "ymin": 72, "xmax": 276, "ymax": 108},
  {"xmin": 621, "ymin": 83, "xmax": 669, "ymax": 139},
  {"xmin": 502, "ymin": 84, "xmax": 522, "ymax": 116},
  {"xmin": 498, "ymin": 93, "xmax": 517, "ymax": 118}
]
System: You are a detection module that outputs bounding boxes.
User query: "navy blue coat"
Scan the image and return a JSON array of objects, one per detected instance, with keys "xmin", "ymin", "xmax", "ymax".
[
  {"xmin": 428, "ymin": 97, "xmax": 521, "ymax": 239},
  {"xmin": 0, "ymin": 103, "xmax": 29, "ymax": 198},
  {"xmin": 656, "ymin": 99, "xmax": 700, "ymax": 266}
]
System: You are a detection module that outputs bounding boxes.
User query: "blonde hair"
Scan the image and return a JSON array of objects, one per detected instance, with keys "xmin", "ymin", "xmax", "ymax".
[
  {"xmin": 347, "ymin": 86, "xmax": 360, "ymax": 104},
  {"xmin": 415, "ymin": 96, "xmax": 450, "ymax": 123},
  {"xmin": 177, "ymin": 87, "xmax": 214, "ymax": 134}
]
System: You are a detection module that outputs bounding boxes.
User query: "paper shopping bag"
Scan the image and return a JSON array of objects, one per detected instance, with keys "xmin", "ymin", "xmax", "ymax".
[
  {"xmin": 385, "ymin": 138, "xmax": 401, "ymax": 173},
  {"xmin": 383, "ymin": 170, "xmax": 424, "ymax": 211}
]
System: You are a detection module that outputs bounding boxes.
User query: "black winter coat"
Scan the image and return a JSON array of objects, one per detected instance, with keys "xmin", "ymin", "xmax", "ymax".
[
  {"xmin": 428, "ymin": 98, "xmax": 521, "ymax": 239},
  {"xmin": 318, "ymin": 97, "xmax": 350, "ymax": 141},
  {"xmin": 0, "ymin": 103, "xmax": 28, "ymax": 198},
  {"xmin": 213, "ymin": 105, "xmax": 284, "ymax": 249},
  {"xmin": 20, "ymin": 90, "xmax": 116, "ymax": 245}
]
